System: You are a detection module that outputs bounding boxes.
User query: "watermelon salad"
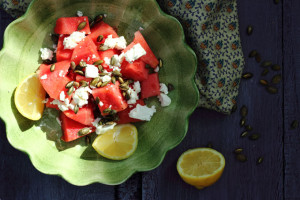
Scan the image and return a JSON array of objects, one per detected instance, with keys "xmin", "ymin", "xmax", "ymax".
[{"xmin": 37, "ymin": 13, "xmax": 172, "ymax": 142}]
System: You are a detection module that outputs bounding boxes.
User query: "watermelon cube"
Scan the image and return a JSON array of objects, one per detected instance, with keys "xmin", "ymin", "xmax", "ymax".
[
  {"xmin": 141, "ymin": 73, "xmax": 160, "ymax": 99},
  {"xmin": 89, "ymin": 21, "xmax": 118, "ymax": 44},
  {"xmin": 121, "ymin": 60, "xmax": 149, "ymax": 81},
  {"xmin": 54, "ymin": 16, "xmax": 91, "ymax": 35},
  {"xmin": 56, "ymin": 35, "xmax": 73, "ymax": 61},
  {"xmin": 63, "ymin": 103, "xmax": 95, "ymax": 126},
  {"xmin": 117, "ymin": 99, "xmax": 145, "ymax": 124}
]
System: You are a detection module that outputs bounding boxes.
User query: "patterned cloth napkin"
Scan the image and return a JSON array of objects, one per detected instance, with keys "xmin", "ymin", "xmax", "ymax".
[{"xmin": 0, "ymin": 0, "xmax": 245, "ymax": 115}]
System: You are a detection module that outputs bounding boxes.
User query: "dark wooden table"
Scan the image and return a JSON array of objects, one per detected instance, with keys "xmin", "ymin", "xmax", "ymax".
[{"xmin": 1, "ymin": 0, "xmax": 299, "ymax": 199}]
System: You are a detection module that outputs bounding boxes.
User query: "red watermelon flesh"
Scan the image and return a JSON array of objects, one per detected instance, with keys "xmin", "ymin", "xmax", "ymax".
[
  {"xmin": 75, "ymin": 75, "xmax": 92, "ymax": 83},
  {"xmin": 71, "ymin": 36, "xmax": 100, "ymax": 65},
  {"xmin": 141, "ymin": 73, "xmax": 160, "ymax": 99},
  {"xmin": 117, "ymin": 99, "xmax": 145, "ymax": 124},
  {"xmin": 92, "ymin": 81, "xmax": 128, "ymax": 115},
  {"xmin": 60, "ymin": 112, "xmax": 93, "ymax": 142},
  {"xmin": 54, "ymin": 16, "xmax": 91, "ymax": 35},
  {"xmin": 89, "ymin": 21, "xmax": 118, "ymax": 44},
  {"xmin": 56, "ymin": 35, "xmax": 73, "ymax": 61},
  {"xmin": 63, "ymin": 103, "xmax": 95, "ymax": 126},
  {"xmin": 121, "ymin": 60, "xmax": 149, "ymax": 81}
]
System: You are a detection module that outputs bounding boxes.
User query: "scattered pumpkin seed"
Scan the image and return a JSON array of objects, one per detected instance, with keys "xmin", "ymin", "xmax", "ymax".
[
  {"xmin": 236, "ymin": 154, "xmax": 247, "ymax": 162},
  {"xmin": 266, "ymin": 86, "xmax": 278, "ymax": 94},
  {"xmin": 249, "ymin": 50, "xmax": 257, "ymax": 58},
  {"xmin": 80, "ymin": 80, "xmax": 88, "ymax": 87},
  {"xmin": 99, "ymin": 72, "xmax": 109, "ymax": 76},
  {"xmin": 43, "ymin": 59, "xmax": 53, "ymax": 65},
  {"xmin": 98, "ymin": 65, "xmax": 103, "ymax": 72},
  {"xmin": 111, "ymin": 76, "xmax": 116, "ymax": 84},
  {"xmin": 65, "ymin": 81, "xmax": 74, "ymax": 88},
  {"xmin": 240, "ymin": 117, "xmax": 246, "ymax": 127},
  {"xmin": 259, "ymin": 79, "xmax": 268, "ymax": 86},
  {"xmin": 118, "ymin": 77, "xmax": 124, "ymax": 84},
  {"xmin": 73, "ymin": 81, "xmax": 80, "ymax": 88},
  {"xmin": 94, "ymin": 14, "xmax": 104, "ymax": 23},
  {"xmin": 255, "ymin": 53, "xmax": 262, "ymax": 63},
  {"xmin": 77, "ymin": 127, "xmax": 91, "ymax": 136},
  {"xmin": 77, "ymin": 21, "xmax": 87, "ymax": 31},
  {"xmin": 85, "ymin": 135, "xmax": 91, "ymax": 145},
  {"xmin": 103, "ymin": 108, "xmax": 112, "ymax": 114},
  {"xmin": 51, "ymin": 34, "xmax": 59, "ymax": 44},
  {"xmin": 127, "ymin": 79, "xmax": 134, "ymax": 84},
  {"xmin": 120, "ymin": 83, "xmax": 129, "ymax": 91},
  {"xmin": 291, "ymin": 120, "xmax": 299, "ymax": 129},
  {"xmin": 105, "ymin": 121, "xmax": 115, "ymax": 125},
  {"xmin": 245, "ymin": 125, "xmax": 253, "ymax": 131},
  {"xmin": 95, "ymin": 97, "xmax": 100, "ymax": 104},
  {"xmin": 67, "ymin": 86, "xmax": 75, "ymax": 96},
  {"xmin": 261, "ymin": 68, "xmax": 269, "ymax": 76},
  {"xmin": 242, "ymin": 72, "xmax": 253, "ymax": 79},
  {"xmin": 98, "ymin": 44, "xmax": 109, "ymax": 51},
  {"xmin": 247, "ymin": 25, "xmax": 253, "ymax": 35},
  {"xmin": 112, "ymin": 70, "xmax": 122, "ymax": 77},
  {"xmin": 231, "ymin": 104, "xmax": 237, "ymax": 113},
  {"xmin": 110, "ymin": 109, "xmax": 117, "ymax": 115},
  {"xmin": 74, "ymin": 70, "xmax": 84, "ymax": 76},
  {"xmin": 271, "ymin": 74, "xmax": 281, "ymax": 84},
  {"xmin": 93, "ymin": 60, "xmax": 103, "ymax": 65},
  {"xmin": 96, "ymin": 81, "xmax": 103, "ymax": 88},
  {"xmin": 79, "ymin": 61, "xmax": 87, "ymax": 68},
  {"xmin": 101, "ymin": 81, "xmax": 110, "ymax": 87},
  {"xmin": 271, "ymin": 64, "xmax": 281, "ymax": 71},
  {"xmin": 74, "ymin": 104, "xmax": 79, "ymax": 114},
  {"xmin": 257, "ymin": 157, "xmax": 264, "ymax": 165},
  {"xmin": 50, "ymin": 64, "xmax": 55, "ymax": 72},
  {"xmin": 159, "ymin": 58, "xmax": 163, "ymax": 68},
  {"xmin": 110, "ymin": 56, "xmax": 117, "ymax": 66},
  {"xmin": 91, "ymin": 77, "xmax": 100, "ymax": 87},
  {"xmin": 71, "ymin": 61, "xmax": 76, "ymax": 70},
  {"xmin": 240, "ymin": 131, "xmax": 248, "ymax": 138},
  {"xmin": 167, "ymin": 83, "xmax": 175, "ymax": 91},
  {"xmin": 97, "ymin": 35, "xmax": 104, "ymax": 43},
  {"xmin": 249, "ymin": 133, "xmax": 260, "ymax": 140},
  {"xmin": 240, "ymin": 105, "xmax": 248, "ymax": 117},
  {"xmin": 234, "ymin": 148, "xmax": 243, "ymax": 154},
  {"xmin": 261, "ymin": 60, "xmax": 272, "ymax": 67}
]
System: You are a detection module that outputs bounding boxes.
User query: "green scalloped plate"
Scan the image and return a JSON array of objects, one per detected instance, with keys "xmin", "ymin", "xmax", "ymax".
[{"xmin": 0, "ymin": 0, "xmax": 199, "ymax": 185}]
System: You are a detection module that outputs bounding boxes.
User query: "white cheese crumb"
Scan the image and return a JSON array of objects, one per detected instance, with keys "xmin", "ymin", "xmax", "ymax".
[
  {"xmin": 52, "ymin": 44, "xmax": 57, "ymax": 53},
  {"xmin": 56, "ymin": 117, "xmax": 62, "ymax": 126},
  {"xmin": 42, "ymin": 98, "xmax": 49, "ymax": 103},
  {"xmin": 77, "ymin": 10, "xmax": 83, "ymax": 17},
  {"xmin": 72, "ymin": 86, "xmax": 92, "ymax": 108},
  {"xmin": 124, "ymin": 43, "xmax": 146, "ymax": 63},
  {"xmin": 40, "ymin": 48, "xmax": 54, "ymax": 60},
  {"xmin": 59, "ymin": 70, "xmax": 64, "ymax": 77},
  {"xmin": 99, "ymin": 101, "xmax": 104, "ymax": 107},
  {"xmin": 129, "ymin": 104, "xmax": 156, "ymax": 121},
  {"xmin": 154, "ymin": 66, "xmax": 160, "ymax": 72},
  {"xmin": 139, "ymin": 27, "xmax": 144, "ymax": 31},
  {"xmin": 85, "ymin": 64, "xmax": 99, "ymax": 78},
  {"xmin": 59, "ymin": 91, "xmax": 66, "ymax": 101},
  {"xmin": 133, "ymin": 81, "xmax": 141, "ymax": 94},
  {"xmin": 51, "ymin": 99, "xmax": 69, "ymax": 111},
  {"xmin": 102, "ymin": 35, "xmax": 127, "ymax": 50},
  {"xmin": 92, "ymin": 54, "xmax": 96, "ymax": 59},
  {"xmin": 100, "ymin": 75, "xmax": 111, "ymax": 83},
  {"xmin": 40, "ymin": 74, "xmax": 47, "ymax": 80},
  {"xmin": 159, "ymin": 83, "xmax": 168, "ymax": 94},
  {"xmin": 158, "ymin": 93, "xmax": 171, "ymax": 107},
  {"xmin": 92, "ymin": 118, "xmax": 116, "ymax": 135},
  {"xmin": 63, "ymin": 31, "xmax": 86, "ymax": 50},
  {"xmin": 104, "ymin": 14, "xmax": 107, "ymax": 17}
]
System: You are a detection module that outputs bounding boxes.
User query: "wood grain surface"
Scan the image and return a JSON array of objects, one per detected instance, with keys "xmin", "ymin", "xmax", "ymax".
[{"xmin": 0, "ymin": 0, "xmax": 299, "ymax": 199}]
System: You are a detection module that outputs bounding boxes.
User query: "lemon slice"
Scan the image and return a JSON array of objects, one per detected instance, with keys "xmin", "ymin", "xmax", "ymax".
[
  {"xmin": 14, "ymin": 73, "xmax": 46, "ymax": 120},
  {"xmin": 92, "ymin": 124, "xmax": 138, "ymax": 160},
  {"xmin": 177, "ymin": 148, "xmax": 225, "ymax": 189}
]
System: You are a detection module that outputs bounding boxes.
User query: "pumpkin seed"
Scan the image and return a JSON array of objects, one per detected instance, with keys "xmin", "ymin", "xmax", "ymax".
[
  {"xmin": 98, "ymin": 65, "xmax": 103, "ymax": 72},
  {"xmin": 274, "ymin": 0, "xmax": 279, "ymax": 4},
  {"xmin": 159, "ymin": 58, "xmax": 163, "ymax": 68},
  {"xmin": 271, "ymin": 64, "xmax": 281, "ymax": 71},
  {"xmin": 80, "ymin": 80, "xmax": 88, "ymax": 87},
  {"xmin": 261, "ymin": 68, "xmax": 269, "ymax": 76},
  {"xmin": 43, "ymin": 59, "xmax": 53, "ymax": 65},
  {"xmin": 98, "ymin": 44, "xmax": 109, "ymax": 51},
  {"xmin": 249, "ymin": 50, "xmax": 257, "ymax": 58},
  {"xmin": 231, "ymin": 104, "xmax": 237, "ymax": 113},
  {"xmin": 247, "ymin": 25, "xmax": 253, "ymax": 35},
  {"xmin": 74, "ymin": 104, "xmax": 79, "ymax": 114},
  {"xmin": 111, "ymin": 76, "xmax": 116, "ymax": 84},
  {"xmin": 85, "ymin": 135, "xmax": 91, "ymax": 145},
  {"xmin": 266, "ymin": 86, "xmax": 278, "ymax": 94},
  {"xmin": 51, "ymin": 34, "xmax": 59, "ymax": 44},
  {"xmin": 291, "ymin": 120, "xmax": 299, "ymax": 129},
  {"xmin": 105, "ymin": 121, "xmax": 115, "ymax": 125},
  {"xmin": 240, "ymin": 131, "xmax": 248, "ymax": 138},
  {"xmin": 110, "ymin": 56, "xmax": 117, "ymax": 66},
  {"xmin": 50, "ymin": 64, "xmax": 55, "ymax": 72},
  {"xmin": 73, "ymin": 81, "xmax": 80, "ymax": 88},
  {"xmin": 127, "ymin": 79, "xmax": 134, "ymax": 84},
  {"xmin": 255, "ymin": 53, "xmax": 262, "ymax": 63},
  {"xmin": 96, "ymin": 81, "xmax": 103, "ymax": 88},
  {"xmin": 112, "ymin": 70, "xmax": 122, "ymax": 77},
  {"xmin": 94, "ymin": 14, "xmax": 104, "ymax": 23},
  {"xmin": 236, "ymin": 154, "xmax": 247, "ymax": 162},
  {"xmin": 242, "ymin": 72, "xmax": 253, "ymax": 79},
  {"xmin": 123, "ymin": 91, "xmax": 130, "ymax": 100},
  {"xmin": 110, "ymin": 109, "xmax": 117, "ymax": 115},
  {"xmin": 99, "ymin": 72, "xmax": 109, "ymax": 76},
  {"xmin": 77, "ymin": 127, "xmax": 91, "ymax": 136},
  {"xmin": 101, "ymin": 81, "xmax": 110, "ymax": 87},
  {"xmin": 90, "ymin": 77, "xmax": 100, "ymax": 87},
  {"xmin": 245, "ymin": 125, "xmax": 253, "ymax": 131},
  {"xmin": 79, "ymin": 61, "xmax": 87, "ymax": 68},
  {"xmin": 257, "ymin": 157, "xmax": 263, "ymax": 165},
  {"xmin": 120, "ymin": 84, "xmax": 129, "ymax": 91},
  {"xmin": 97, "ymin": 35, "xmax": 104, "ymax": 43},
  {"xmin": 118, "ymin": 77, "xmax": 124, "ymax": 84},
  {"xmin": 103, "ymin": 108, "xmax": 111, "ymax": 114},
  {"xmin": 249, "ymin": 133, "xmax": 260, "ymax": 140},
  {"xmin": 240, "ymin": 117, "xmax": 246, "ymax": 127},
  {"xmin": 95, "ymin": 96, "xmax": 100, "ymax": 104},
  {"xmin": 261, "ymin": 60, "xmax": 272, "ymax": 67},
  {"xmin": 67, "ymin": 86, "xmax": 75, "ymax": 96},
  {"xmin": 259, "ymin": 79, "xmax": 268, "ymax": 86},
  {"xmin": 77, "ymin": 21, "xmax": 87, "ymax": 31},
  {"xmin": 74, "ymin": 70, "xmax": 84, "ymax": 76},
  {"xmin": 93, "ymin": 60, "xmax": 103, "ymax": 65},
  {"xmin": 234, "ymin": 148, "xmax": 243, "ymax": 154},
  {"xmin": 167, "ymin": 83, "xmax": 175, "ymax": 91},
  {"xmin": 271, "ymin": 74, "xmax": 281, "ymax": 84},
  {"xmin": 71, "ymin": 61, "xmax": 76, "ymax": 70},
  {"xmin": 240, "ymin": 105, "xmax": 248, "ymax": 117},
  {"xmin": 65, "ymin": 81, "xmax": 74, "ymax": 88}
]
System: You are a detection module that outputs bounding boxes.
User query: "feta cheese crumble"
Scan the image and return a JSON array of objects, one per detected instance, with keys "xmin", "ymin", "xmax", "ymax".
[
  {"xmin": 129, "ymin": 104, "xmax": 156, "ymax": 121},
  {"xmin": 42, "ymin": 98, "xmax": 49, "ymax": 103},
  {"xmin": 159, "ymin": 83, "xmax": 168, "ymax": 94},
  {"xmin": 100, "ymin": 75, "xmax": 111, "ymax": 83},
  {"xmin": 102, "ymin": 35, "xmax": 127, "ymax": 50},
  {"xmin": 158, "ymin": 93, "xmax": 171, "ymax": 107},
  {"xmin": 63, "ymin": 31, "xmax": 86, "ymax": 49},
  {"xmin": 127, "ymin": 81, "xmax": 141, "ymax": 105},
  {"xmin": 72, "ymin": 86, "xmax": 92, "ymax": 108},
  {"xmin": 40, "ymin": 74, "xmax": 47, "ymax": 80},
  {"xmin": 40, "ymin": 48, "xmax": 54, "ymax": 60},
  {"xmin": 77, "ymin": 10, "xmax": 83, "ymax": 17},
  {"xmin": 154, "ymin": 66, "xmax": 160, "ymax": 72},
  {"xmin": 92, "ymin": 118, "xmax": 117, "ymax": 135},
  {"xmin": 124, "ymin": 43, "xmax": 146, "ymax": 63},
  {"xmin": 85, "ymin": 64, "xmax": 99, "ymax": 78}
]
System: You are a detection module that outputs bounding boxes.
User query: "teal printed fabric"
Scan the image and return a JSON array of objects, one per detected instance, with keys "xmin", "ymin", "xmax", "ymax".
[{"xmin": 0, "ymin": 0, "xmax": 245, "ymax": 114}]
